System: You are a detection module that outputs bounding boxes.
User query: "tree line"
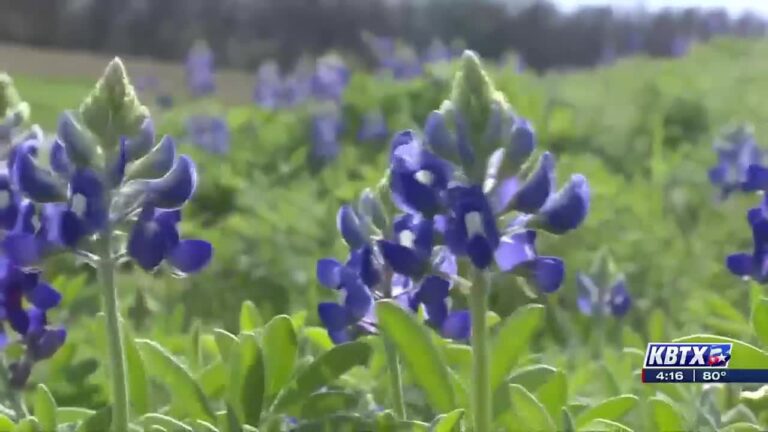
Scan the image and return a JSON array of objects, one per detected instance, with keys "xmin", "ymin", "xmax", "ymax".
[{"xmin": 0, "ymin": 0, "xmax": 764, "ymax": 72}]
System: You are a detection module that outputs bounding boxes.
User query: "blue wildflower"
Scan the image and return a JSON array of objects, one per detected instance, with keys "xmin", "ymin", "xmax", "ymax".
[
  {"xmin": 576, "ymin": 272, "xmax": 631, "ymax": 318},
  {"xmin": 423, "ymin": 39, "xmax": 453, "ymax": 64},
  {"xmin": 670, "ymin": 35, "xmax": 692, "ymax": 58},
  {"xmin": 311, "ymin": 55, "xmax": 350, "ymax": 102},
  {"xmin": 726, "ymin": 201, "xmax": 768, "ymax": 283},
  {"xmin": 357, "ymin": 111, "xmax": 389, "ymax": 142},
  {"xmin": 310, "ymin": 107, "xmax": 343, "ymax": 163},
  {"xmin": 185, "ymin": 41, "xmax": 216, "ymax": 97},
  {"xmin": 709, "ymin": 124, "xmax": 762, "ymax": 197},
  {"xmin": 388, "ymin": 131, "xmax": 453, "ymax": 217},
  {"xmin": 186, "ymin": 115, "xmax": 230, "ymax": 154},
  {"xmin": 127, "ymin": 205, "xmax": 212, "ymax": 275}
]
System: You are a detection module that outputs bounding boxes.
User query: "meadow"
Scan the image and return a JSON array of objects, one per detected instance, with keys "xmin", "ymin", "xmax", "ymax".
[{"xmin": 1, "ymin": 35, "xmax": 768, "ymax": 431}]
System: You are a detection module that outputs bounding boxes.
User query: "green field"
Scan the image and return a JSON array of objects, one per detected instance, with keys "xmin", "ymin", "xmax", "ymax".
[{"xmin": 2, "ymin": 37, "xmax": 768, "ymax": 431}]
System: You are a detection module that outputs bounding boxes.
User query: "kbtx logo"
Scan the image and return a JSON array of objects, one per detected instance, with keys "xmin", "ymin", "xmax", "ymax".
[{"xmin": 643, "ymin": 343, "xmax": 732, "ymax": 368}]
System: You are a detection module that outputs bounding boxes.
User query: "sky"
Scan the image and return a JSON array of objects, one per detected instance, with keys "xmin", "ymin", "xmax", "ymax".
[{"xmin": 553, "ymin": 0, "xmax": 768, "ymax": 15}]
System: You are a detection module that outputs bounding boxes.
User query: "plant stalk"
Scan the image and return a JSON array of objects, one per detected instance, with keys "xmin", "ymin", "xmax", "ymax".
[
  {"xmin": 469, "ymin": 270, "xmax": 492, "ymax": 432},
  {"xmin": 97, "ymin": 221, "xmax": 130, "ymax": 432},
  {"xmin": 381, "ymin": 270, "xmax": 406, "ymax": 419}
]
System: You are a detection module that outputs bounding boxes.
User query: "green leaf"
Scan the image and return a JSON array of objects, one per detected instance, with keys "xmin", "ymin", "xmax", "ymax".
[
  {"xmin": 239, "ymin": 332, "xmax": 265, "ymax": 427},
  {"xmin": 270, "ymin": 341, "xmax": 372, "ymax": 413},
  {"xmin": 263, "ymin": 315, "xmax": 298, "ymax": 400},
  {"xmin": 721, "ymin": 422, "xmax": 763, "ymax": 432},
  {"xmin": 574, "ymin": 395, "xmax": 638, "ymax": 428},
  {"xmin": 239, "ymin": 301, "xmax": 263, "ymax": 332},
  {"xmin": 192, "ymin": 420, "xmax": 219, "ymax": 432},
  {"xmin": 33, "ymin": 384, "xmax": 56, "ymax": 431},
  {"xmin": 137, "ymin": 339, "xmax": 215, "ymax": 421},
  {"xmin": 375, "ymin": 300, "xmax": 456, "ymax": 412},
  {"xmin": 507, "ymin": 365, "xmax": 557, "ymax": 392},
  {"xmin": 300, "ymin": 391, "xmax": 359, "ymax": 420},
  {"xmin": 490, "ymin": 305, "xmax": 545, "ymax": 395},
  {"xmin": 199, "ymin": 361, "xmax": 228, "ymax": 400},
  {"xmin": 56, "ymin": 408, "xmax": 95, "ymax": 424},
  {"xmin": 562, "ymin": 408, "xmax": 575, "ymax": 432},
  {"xmin": 375, "ymin": 411, "xmax": 397, "ymax": 432},
  {"xmin": 673, "ymin": 335, "xmax": 768, "ymax": 368},
  {"xmin": 0, "ymin": 415, "xmax": 13, "ymax": 432},
  {"xmin": 649, "ymin": 396, "xmax": 685, "ymax": 431},
  {"xmin": 223, "ymin": 404, "xmax": 242, "ymax": 432},
  {"xmin": 214, "ymin": 329, "xmax": 240, "ymax": 359},
  {"xmin": 535, "ymin": 369, "xmax": 568, "ymax": 423},
  {"xmin": 303, "ymin": 327, "xmax": 334, "ymax": 352},
  {"xmin": 0, "ymin": 419, "xmax": 12, "ymax": 432},
  {"xmin": 621, "ymin": 327, "xmax": 644, "ymax": 350},
  {"xmin": 751, "ymin": 298, "xmax": 768, "ymax": 348},
  {"xmin": 429, "ymin": 409, "xmax": 464, "ymax": 432},
  {"xmin": 292, "ymin": 414, "xmax": 369, "ymax": 432},
  {"xmin": 123, "ymin": 322, "xmax": 150, "ymax": 415},
  {"xmin": 12, "ymin": 418, "xmax": 39, "ymax": 432},
  {"xmin": 138, "ymin": 414, "xmax": 193, "ymax": 432},
  {"xmin": 75, "ymin": 406, "xmax": 111, "ymax": 432},
  {"xmin": 507, "ymin": 384, "xmax": 556, "ymax": 432},
  {"xmin": 647, "ymin": 309, "xmax": 665, "ymax": 342},
  {"xmin": 580, "ymin": 419, "xmax": 632, "ymax": 431}
]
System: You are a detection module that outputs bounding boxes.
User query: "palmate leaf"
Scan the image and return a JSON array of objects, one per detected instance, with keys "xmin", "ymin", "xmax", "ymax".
[
  {"xmin": 504, "ymin": 384, "xmax": 557, "ymax": 432},
  {"xmin": 136, "ymin": 339, "xmax": 215, "ymax": 422},
  {"xmin": 375, "ymin": 300, "xmax": 457, "ymax": 413},
  {"xmin": 270, "ymin": 340, "xmax": 372, "ymax": 413}
]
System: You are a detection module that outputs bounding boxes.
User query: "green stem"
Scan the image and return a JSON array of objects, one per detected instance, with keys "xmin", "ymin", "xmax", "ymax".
[
  {"xmin": 96, "ymin": 225, "xmax": 130, "ymax": 432},
  {"xmin": 383, "ymin": 337, "xmax": 407, "ymax": 419},
  {"xmin": 469, "ymin": 270, "xmax": 492, "ymax": 432},
  {"xmin": 0, "ymin": 361, "xmax": 27, "ymax": 420},
  {"xmin": 381, "ymin": 270, "xmax": 406, "ymax": 419}
]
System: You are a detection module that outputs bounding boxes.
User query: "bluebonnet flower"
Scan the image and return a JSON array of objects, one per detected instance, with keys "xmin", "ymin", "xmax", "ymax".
[
  {"xmin": 599, "ymin": 43, "xmax": 617, "ymax": 66},
  {"xmin": 708, "ymin": 124, "xmax": 762, "ymax": 198},
  {"xmin": 10, "ymin": 59, "xmax": 212, "ymax": 276},
  {"xmin": 388, "ymin": 53, "xmax": 588, "ymax": 289},
  {"xmin": 0, "ymin": 81, "xmax": 66, "ymax": 386},
  {"xmin": 127, "ymin": 205, "xmax": 211, "ymax": 276},
  {"xmin": 317, "ymin": 202, "xmax": 469, "ymax": 344},
  {"xmin": 253, "ymin": 61, "xmax": 284, "ymax": 110},
  {"xmin": 364, "ymin": 34, "xmax": 423, "ymax": 81},
  {"xmin": 315, "ymin": 52, "xmax": 588, "ymax": 347},
  {"xmin": 726, "ymin": 201, "xmax": 768, "ymax": 283},
  {"xmin": 311, "ymin": 54, "xmax": 350, "ymax": 102},
  {"xmin": 576, "ymin": 272, "xmax": 631, "ymax": 318},
  {"xmin": 186, "ymin": 115, "xmax": 230, "ymax": 154},
  {"xmin": 670, "ymin": 35, "xmax": 692, "ymax": 58},
  {"xmin": 134, "ymin": 75, "xmax": 159, "ymax": 94},
  {"xmin": 423, "ymin": 39, "xmax": 453, "ymax": 64},
  {"xmin": 310, "ymin": 106, "xmax": 343, "ymax": 163},
  {"xmin": 357, "ymin": 111, "xmax": 389, "ymax": 142},
  {"xmin": 155, "ymin": 93, "xmax": 174, "ymax": 110},
  {"xmin": 185, "ymin": 41, "xmax": 216, "ymax": 97}
]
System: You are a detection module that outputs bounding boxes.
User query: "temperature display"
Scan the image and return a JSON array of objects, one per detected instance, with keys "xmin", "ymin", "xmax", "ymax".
[{"xmin": 642, "ymin": 369, "xmax": 768, "ymax": 383}]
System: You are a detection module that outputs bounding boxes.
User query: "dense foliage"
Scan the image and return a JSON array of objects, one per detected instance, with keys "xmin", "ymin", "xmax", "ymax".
[
  {"xmin": 2, "ymin": 35, "xmax": 768, "ymax": 431},
  {"xmin": 0, "ymin": 0, "xmax": 766, "ymax": 70}
]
